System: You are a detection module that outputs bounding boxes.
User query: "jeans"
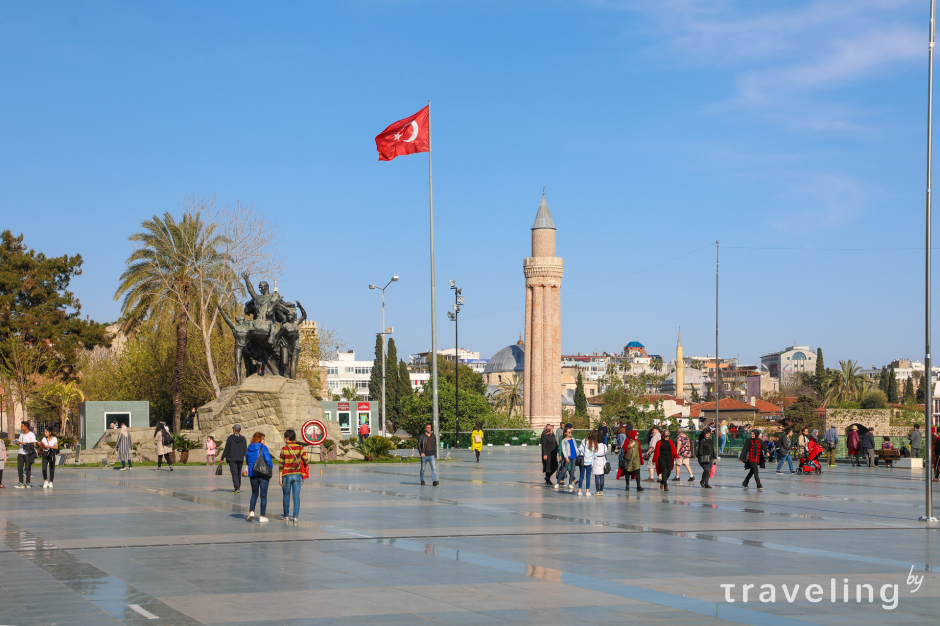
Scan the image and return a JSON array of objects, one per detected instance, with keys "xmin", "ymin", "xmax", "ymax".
[
  {"xmin": 282, "ymin": 473, "xmax": 302, "ymax": 518},
  {"xmin": 42, "ymin": 455, "xmax": 56, "ymax": 482},
  {"xmin": 121, "ymin": 460, "xmax": 133, "ymax": 469},
  {"xmin": 594, "ymin": 473, "xmax": 605, "ymax": 492},
  {"xmin": 719, "ymin": 435, "xmax": 726, "ymax": 454},
  {"xmin": 250, "ymin": 476, "xmax": 269, "ymax": 515},
  {"xmin": 776, "ymin": 452, "xmax": 794, "ymax": 473},
  {"xmin": 17, "ymin": 454, "xmax": 33, "ymax": 484},
  {"xmin": 557, "ymin": 459, "xmax": 575, "ymax": 485},
  {"xmin": 228, "ymin": 461, "xmax": 243, "ymax": 490},
  {"xmin": 420, "ymin": 456, "xmax": 437, "ymax": 482},
  {"xmin": 744, "ymin": 461, "xmax": 763, "ymax": 488},
  {"xmin": 578, "ymin": 465, "xmax": 591, "ymax": 490}
]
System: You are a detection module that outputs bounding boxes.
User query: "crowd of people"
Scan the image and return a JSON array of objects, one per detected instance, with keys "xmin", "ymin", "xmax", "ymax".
[{"xmin": 539, "ymin": 420, "xmax": 940, "ymax": 493}]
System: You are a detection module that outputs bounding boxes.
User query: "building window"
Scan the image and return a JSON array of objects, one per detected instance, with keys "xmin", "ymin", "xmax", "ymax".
[{"xmin": 327, "ymin": 367, "xmax": 338, "ymax": 375}]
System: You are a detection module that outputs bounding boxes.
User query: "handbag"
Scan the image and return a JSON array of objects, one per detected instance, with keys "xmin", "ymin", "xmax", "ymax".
[
  {"xmin": 575, "ymin": 454, "xmax": 584, "ymax": 467},
  {"xmin": 162, "ymin": 431, "xmax": 172, "ymax": 447},
  {"xmin": 215, "ymin": 464, "xmax": 224, "ymax": 476},
  {"xmin": 251, "ymin": 447, "xmax": 272, "ymax": 479},
  {"xmin": 604, "ymin": 461, "xmax": 611, "ymax": 475}
]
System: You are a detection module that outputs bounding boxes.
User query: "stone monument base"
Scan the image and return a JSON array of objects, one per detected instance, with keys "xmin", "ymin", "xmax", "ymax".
[{"xmin": 197, "ymin": 374, "xmax": 343, "ymax": 460}]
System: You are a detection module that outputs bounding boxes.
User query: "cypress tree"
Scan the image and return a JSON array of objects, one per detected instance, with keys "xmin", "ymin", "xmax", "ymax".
[
  {"xmin": 888, "ymin": 367, "xmax": 900, "ymax": 404},
  {"xmin": 904, "ymin": 376, "xmax": 915, "ymax": 402},
  {"xmin": 398, "ymin": 359, "xmax": 412, "ymax": 399},
  {"xmin": 879, "ymin": 367, "xmax": 889, "ymax": 395},
  {"xmin": 574, "ymin": 370, "xmax": 587, "ymax": 416},
  {"xmin": 916, "ymin": 374, "xmax": 926, "ymax": 404},
  {"xmin": 368, "ymin": 334, "xmax": 384, "ymax": 409},
  {"xmin": 384, "ymin": 338, "xmax": 400, "ymax": 428},
  {"xmin": 814, "ymin": 348, "xmax": 825, "ymax": 392}
]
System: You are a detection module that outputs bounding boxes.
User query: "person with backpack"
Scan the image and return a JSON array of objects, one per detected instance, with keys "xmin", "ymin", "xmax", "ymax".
[
  {"xmin": 245, "ymin": 432, "xmax": 272, "ymax": 523},
  {"xmin": 470, "ymin": 422, "xmax": 484, "ymax": 463},
  {"xmin": 39, "ymin": 427, "xmax": 58, "ymax": 488},
  {"xmin": 279, "ymin": 429, "xmax": 307, "ymax": 522},
  {"xmin": 154, "ymin": 422, "xmax": 173, "ymax": 471},
  {"xmin": 219, "ymin": 424, "xmax": 248, "ymax": 493},
  {"xmin": 775, "ymin": 429, "xmax": 795, "ymax": 474}
]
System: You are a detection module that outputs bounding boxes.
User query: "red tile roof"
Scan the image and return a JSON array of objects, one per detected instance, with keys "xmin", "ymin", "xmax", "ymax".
[{"xmin": 689, "ymin": 398, "xmax": 761, "ymax": 418}]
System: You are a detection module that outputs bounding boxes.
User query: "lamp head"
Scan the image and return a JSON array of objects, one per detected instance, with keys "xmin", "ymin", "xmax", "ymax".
[
  {"xmin": 448, "ymin": 279, "xmax": 456, "ymax": 287},
  {"xmin": 391, "ymin": 276, "xmax": 399, "ymax": 282},
  {"xmin": 457, "ymin": 296, "xmax": 465, "ymax": 304},
  {"xmin": 369, "ymin": 285, "xmax": 377, "ymax": 290},
  {"xmin": 447, "ymin": 312, "xmax": 456, "ymax": 321}
]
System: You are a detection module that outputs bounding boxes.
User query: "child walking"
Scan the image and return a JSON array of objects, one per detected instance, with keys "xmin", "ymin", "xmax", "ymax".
[{"xmin": 206, "ymin": 436, "xmax": 217, "ymax": 465}]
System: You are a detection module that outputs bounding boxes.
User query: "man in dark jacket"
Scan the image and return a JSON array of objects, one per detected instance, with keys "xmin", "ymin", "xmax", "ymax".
[
  {"xmin": 698, "ymin": 429, "xmax": 715, "ymax": 488},
  {"xmin": 909, "ymin": 425, "xmax": 923, "ymax": 459},
  {"xmin": 219, "ymin": 424, "xmax": 248, "ymax": 493},
  {"xmin": 417, "ymin": 424, "xmax": 438, "ymax": 486},
  {"xmin": 860, "ymin": 428, "xmax": 876, "ymax": 467},
  {"xmin": 776, "ymin": 429, "xmax": 795, "ymax": 474}
]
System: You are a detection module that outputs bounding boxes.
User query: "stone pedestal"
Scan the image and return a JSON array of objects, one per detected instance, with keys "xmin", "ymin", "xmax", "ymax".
[
  {"xmin": 197, "ymin": 374, "xmax": 343, "ymax": 458},
  {"xmin": 895, "ymin": 458, "xmax": 924, "ymax": 469}
]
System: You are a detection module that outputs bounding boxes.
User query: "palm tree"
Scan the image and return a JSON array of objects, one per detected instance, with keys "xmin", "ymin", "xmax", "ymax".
[
  {"xmin": 42, "ymin": 380, "xmax": 85, "ymax": 436},
  {"xmin": 341, "ymin": 387, "xmax": 358, "ymax": 401},
  {"xmin": 493, "ymin": 375, "xmax": 523, "ymax": 417},
  {"xmin": 115, "ymin": 212, "xmax": 225, "ymax": 431},
  {"xmin": 825, "ymin": 360, "xmax": 868, "ymax": 406}
]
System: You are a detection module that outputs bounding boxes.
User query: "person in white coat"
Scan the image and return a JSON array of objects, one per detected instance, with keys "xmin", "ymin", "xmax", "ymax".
[
  {"xmin": 592, "ymin": 434, "xmax": 609, "ymax": 496},
  {"xmin": 577, "ymin": 431, "xmax": 598, "ymax": 497}
]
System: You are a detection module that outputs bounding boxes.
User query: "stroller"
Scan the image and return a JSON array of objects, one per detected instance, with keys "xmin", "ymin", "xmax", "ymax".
[{"xmin": 797, "ymin": 439, "xmax": 824, "ymax": 474}]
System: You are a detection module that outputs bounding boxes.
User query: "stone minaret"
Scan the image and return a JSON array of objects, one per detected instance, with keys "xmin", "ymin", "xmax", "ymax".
[
  {"xmin": 676, "ymin": 328, "xmax": 684, "ymax": 401},
  {"xmin": 524, "ymin": 191, "xmax": 563, "ymax": 428}
]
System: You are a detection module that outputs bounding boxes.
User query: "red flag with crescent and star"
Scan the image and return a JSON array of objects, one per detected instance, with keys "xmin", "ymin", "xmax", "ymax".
[{"xmin": 375, "ymin": 105, "xmax": 430, "ymax": 161}]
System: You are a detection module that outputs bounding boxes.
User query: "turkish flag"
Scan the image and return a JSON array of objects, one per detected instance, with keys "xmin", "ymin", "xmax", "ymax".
[{"xmin": 375, "ymin": 105, "xmax": 430, "ymax": 161}]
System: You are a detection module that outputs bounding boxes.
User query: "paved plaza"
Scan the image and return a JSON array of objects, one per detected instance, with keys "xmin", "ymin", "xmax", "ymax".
[{"xmin": 0, "ymin": 447, "xmax": 938, "ymax": 626}]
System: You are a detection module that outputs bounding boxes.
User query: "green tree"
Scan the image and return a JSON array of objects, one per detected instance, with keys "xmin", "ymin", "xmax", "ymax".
[
  {"xmin": 436, "ymin": 358, "xmax": 486, "ymax": 395},
  {"xmin": 574, "ymin": 370, "xmax": 587, "ymax": 416},
  {"xmin": 903, "ymin": 376, "xmax": 915, "ymax": 402},
  {"xmin": 492, "ymin": 374, "xmax": 523, "ymax": 417},
  {"xmin": 861, "ymin": 389, "xmax": 888, "ymax": 409},
  {"xmin": 368, "ymin": 335, "xmax": 384, "ymax": 410},
  {"xmin": 916, "ymin": 372, "xmax": 926, "ymax": 404},
  {"xmin": 824, "ymin": 360, "xmax": 868, "ymax": 406},
  {"xmin": 400, "ymin": 381, "xmax": 492, "ymax": 437},
  {"xmin": 689, "ymin": 385, "xmax": 702, "ymax": 403},
  {"xmin": 878, "ymin": 366, "xmax": 889, "ymax": 396},
  {"xmin": 384, "ymin": 338, "xmax": 400, "ymax": 429},
  {"xmin": 115, "ymin": 213, "xmax": 220, "ymax": 431},
  {"xmin": 782, "ymin": 395, "xmax": 821, "ymax": 433},
  {"xmin": 814, "ymin": 347, "xmax": 825, "ymax": 393},
  {"xmin": 888, "ymin": 367, "xmax": 899, "ymax": 404}
]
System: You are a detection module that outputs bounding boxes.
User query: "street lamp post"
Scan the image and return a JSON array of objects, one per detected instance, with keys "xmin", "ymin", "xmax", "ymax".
[
  {"xmin": 447, "ymin": 280, "xmax": 465, "ymax": 448},
  {"xmin": 369, "ymin": 276, "xmax": 399, "ymax": 438}
]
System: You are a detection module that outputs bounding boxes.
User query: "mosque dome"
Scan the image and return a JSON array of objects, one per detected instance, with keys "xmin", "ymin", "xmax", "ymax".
[{"xmin": 484, "ymin": 343, "xmax": 524, "ymax": 373}]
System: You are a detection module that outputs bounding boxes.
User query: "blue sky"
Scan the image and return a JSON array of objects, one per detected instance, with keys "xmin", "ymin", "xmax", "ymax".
[{"xmin": 0, "ymin": 0, "xmax": 934, "ymax": 369}]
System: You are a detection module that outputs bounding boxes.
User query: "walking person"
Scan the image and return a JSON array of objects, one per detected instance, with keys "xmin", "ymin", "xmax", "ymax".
[
  {"xmin": 219, "ymin": 424, "xmax": 248, "ymax": 493},
  {"xmin": 860, "ymin": 427, "xmax": 876, "ymax": 467},
  {"xmin": 14, "ymin": 422, "xmax": 37, "ymax": 489},
  {"xmin": 245, "ymin": 432, "xmax": 272, "ymax": 523},
  {"xmin": 39, "ymin": 427, "xmax": 58, "ymax": 488},
  {"xmin": 418, "ymin": 423, "xmax": 438, "ymax": 486},
  {"xmin": 205, "ymin": 435, "xmax": 217, "ymax": 466},
  {"xmin": 279, "ymin": 429, "xmax": 307, "ymax": 522},
  {"xmin": 592, "ymin": 432, "xmax": 609, "ymax": 496},
  {"xmin": 653, "ymin": 430, "xmax": 677, "ymax": 491},
  {"xmin": 116, "ymin": 423, "xmax": 133, "ymax": 471},
  {"xmin": 470, "ymin": 422, "xmax": 484, "ymax": 463},
  {"xmin": 909, "ymin": 424, "xmax": 923, "ymax": 459},
  {"xmin": 698, "ymin": 428, "xmax": 715, "ymax": 488},
  {"xmin": 775, "ymin": 429, "xmax": 795, "ymax": 474},
  {"xmin": 598, "ymin": 422, "xmax": 609, "ymax": 446},
  {"xmin": 824, "ymin": 424, "xmax": 839, "ymax": 467},
  {"xmin": 797, "ymin": 428, "xmax": 809, "ymax": 460},
  {"xmin": 620, "ymin": 430, "xmax": 645, "ymax": 491},
  {"xmin": 154, "ymin": 422, "xmax": 173, "ymax": 471},
  {"xmin": 672, "ymin": 428, "xmax": 694, "ymax": 482},
  {"xmin": 719, "ymin": 420, "xmax": 728, "ymax": 455},
  {"xmin": 0, "ymin": 440, "xmax": 6, "ymax": 488},
  {"xmin": 645, "ymin": 428, "xmax": 661, "ymax": 482},
  {"xmin": 541, "ymin": 424, "xmax": 559, "ymax": 486},
  {"xmin": 741, "ymin": 430, "xmax": 765, "ymax": 490},
  {"xmin": 557, "ymin": 427, "xmax": 577, "ymax": 491},
  {"xmin": 847, "ymin": 426, "xmax": 861, "ymax": 467},
  {"xmin": 577, "ymin": 431, "xmax": 598, "ymax": 496}
]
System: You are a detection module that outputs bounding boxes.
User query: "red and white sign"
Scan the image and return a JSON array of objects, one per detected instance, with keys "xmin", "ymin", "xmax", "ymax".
[
  {"xmin": 301, "ymin": 419, "xmax": 328, "ymax": 446},
  {"xmin": 358, "ymin": 402, "xmax": 370, "ymax": 411},
  {"xmin": 338, "ymin": 402, "xmax": 349, "ymax": 411}
]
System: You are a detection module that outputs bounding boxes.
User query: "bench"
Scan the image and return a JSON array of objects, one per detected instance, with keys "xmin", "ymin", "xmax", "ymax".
[{"xmin": 875, "ymin": 449, "xmax": 901, "ymax": 466}]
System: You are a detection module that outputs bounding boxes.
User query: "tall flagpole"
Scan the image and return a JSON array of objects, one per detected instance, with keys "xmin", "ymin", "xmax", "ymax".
[
  {"xmin": 428, "ymin": 100, "xmax": 440, "ymax": 449},
  {"xmin": 923, "ymin": 2, "xmax": 938, "ymax": 523}
]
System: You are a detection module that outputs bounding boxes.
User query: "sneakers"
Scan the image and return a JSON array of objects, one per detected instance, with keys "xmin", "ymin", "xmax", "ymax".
[
  {"xmin": 247, "ymin": 511, "xmax": 255, "ymax": 522},
  {"xmin": 636, "ymin": 487, "xmax": 645, "ymax": 492},
  {"xmin": 757, "ymin": 487, "xmax": 764, "ymax": 491},
  {"xmin": 671, "ymin": 476, "xmax": 680, "ymax": 481},
  {"xmin": 596, "ymin": 491, "xmax": 603, "ymax": 496},
  {"xmin": 233, "ymin": 489, "xmax": 240, "ymax": 494},
  {"xmin": 421, "ymin": 481, "xmax": 426, "ymax": 486},
  {"xmin": 687, "ymin": 477, "xmax": 695, "ymax": 481},
  {"xmin": 258, "ymin": 516, "xmax": 269, "ymax": 523},
  {"xmin": 14, "ymin": 483, "xmax": 24, "ymax": 489},
  {"xmin": 577, "ymin": 491, "xmax": 583, "ymax": 496},
  {"xmin": 568, "ymin": 484, "xmax": 574, "ymax": 492},
  {"xmin": 280, "ymin": 515, "xmax": 289, "ymax": 521},
  {"xmin": 25, "ymin": 483, "xmax": 31, "ymax": 488},
  {"xmin": 432, "ymin": 481, "xmax": 439, "ymax": 486},
  {"xmin": 776, "ymin": 471, "xmax": 783, "ymax": 474},
  {"xmin": 585, "ymin": 491, "xmax": 592, "ymax": 497},
  {"xmin": 48, "ymin": 483, "xmax": 53, "ymax": 489},
  {"xmin": 553, "ymin": 483, "xmax": 560, "ymax": 490},
  {"xmin": 42, "ymin": 481, "xmax": 49, "ymax": 489}
]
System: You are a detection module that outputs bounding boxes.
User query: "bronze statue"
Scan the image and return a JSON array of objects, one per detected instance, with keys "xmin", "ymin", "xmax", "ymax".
[{"xmin": 220, "ymin": 273, "xmax": 307, "ymax": 383}]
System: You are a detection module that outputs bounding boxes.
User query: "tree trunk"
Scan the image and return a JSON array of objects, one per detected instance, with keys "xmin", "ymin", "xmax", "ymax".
[
  {"xmin": 201, "ymin": 322, "xmax": 221, "ymax": 397},
  {"xmin": 172, "ymin": 296, "xmax": 189, "ymax": 433}
]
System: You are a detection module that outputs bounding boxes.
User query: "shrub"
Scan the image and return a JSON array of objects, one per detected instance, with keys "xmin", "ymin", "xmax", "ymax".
[
  {"xmin": 861, "ymin": 390, "xmax": 888, "ymax": 409},
  {"xmin": 399, "ymin": 437, "xmax": 418, "ymax": 449},
  {"xmin": 322, "ymin": 439, "xmax": 335, "ymax": 452}
]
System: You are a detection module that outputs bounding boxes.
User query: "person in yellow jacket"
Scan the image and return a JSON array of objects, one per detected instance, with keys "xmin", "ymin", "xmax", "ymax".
[{"xmin": 470, "ymin": 422, "xmax": 484, "ymax": 463}]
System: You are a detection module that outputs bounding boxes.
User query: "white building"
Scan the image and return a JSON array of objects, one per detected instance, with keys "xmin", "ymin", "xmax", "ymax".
[
  {"xmin": 325, "ymin": 350, "xmax": 430, "ymax": 399},
  {"xmin": 760, "ymin": 345, "xmax": 817, "ymax": 379}
]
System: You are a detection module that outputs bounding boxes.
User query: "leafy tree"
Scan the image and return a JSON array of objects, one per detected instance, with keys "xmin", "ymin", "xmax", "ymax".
[
  {"xmin": 574, "ymin": 370, "xmax": 587, "ymax": 416},
  {"xmin": 436, "ymin": 358, "xmax": 485, "ymax": 395},
  {"xmin": 384, "ymin": 338, "xmax": 400, "ymax": 429},
  {"xmin": 916, "ymin": 373, "xmax": 926, "ymax": 404},
  {"xmin": 492, "ymin": 374, "xmax": 523, "ymax": 416},
  {"xmin": 878, "ymin": 366, "xmax": 889, "ymax": 396},
  {"xmin": 782, "ymin": 395, "xmax": 821, "ymax": 433},
  {"xmin": 861, "ymin": 389, "xmax": 888, "ymax": 409},
  {"xmin": 368, "ymin": 334, "xmax": 384, "ymax": 409},
  {"xmin": 814, "ymin": 348, "xmax": 825, "ymax": 393},
  {"xmin": 689, "ymin": 385, "xmax": 702, "ymax": 403},
  {"xmin": 340, "ymin": 387, "xmax": 358, "ymax": 401},
  {"xmin": 824, "ymin": 360, "xmax": 867, "ymax": 406},
  {"xmin": 888, "ymin": 367, "xmax": 899, "ymax": 404},
  {"xmin": 904, "ymin": 376, "xmax": 915, "ymax": 402},
  {"xmin": 400, "ymin": 381, "xmax": 492, "ymax": 437},
  {"xmin": 398, "ymin": 359, "xmax": 412, "ymax": 402}
]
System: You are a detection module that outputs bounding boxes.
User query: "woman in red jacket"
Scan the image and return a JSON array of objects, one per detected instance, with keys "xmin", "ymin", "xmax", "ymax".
[{"xmin": 653, "ymin": 430, "xmax": 678, "ymax": 491}]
